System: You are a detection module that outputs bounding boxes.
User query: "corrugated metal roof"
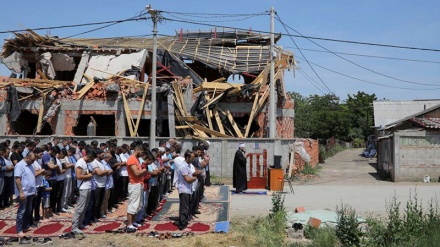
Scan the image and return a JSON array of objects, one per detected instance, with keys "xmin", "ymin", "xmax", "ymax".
[{"xmin": 373, "ymin": 100, "xmax": 440, "ymax": 127}]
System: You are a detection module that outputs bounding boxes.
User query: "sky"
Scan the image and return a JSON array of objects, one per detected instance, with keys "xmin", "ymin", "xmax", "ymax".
[{"xmin": 0, "ymin": 0, "xmax": 439, "ymax": 101}]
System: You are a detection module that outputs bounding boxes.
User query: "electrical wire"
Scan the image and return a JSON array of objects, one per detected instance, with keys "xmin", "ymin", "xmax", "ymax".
[
  {"xmin": 296, "ymin": 56, "xmax": 440, "ymax": 91},
  {"xmin": 0, "ymin": 17, "xmax": 146, "ymax": 34},
  {"xmin": 286, "ymin": 47, "xmax": 440, "ymax": 64},
  {"xmin": 297, "ymin": 69, "xmax": 327, "ymax": 95},
  {"xmin": 59, "ymin": 15, "xmax": 148, "ymax": 40},
  {"xmin": 275, "ymin": 14, "xmax": 440, "ymax": 87},
  {"xmin": 161, "ymin": 17, "xmax": 440, "ymax": 52},
  {"xmin": 163, "ymin": 12, "xmax": 267, "ymax": 23},
  {"xmin": 276, "ymin": 15, "xmax": 333, "ymax": 94},
  {"xmin": 160, "ymin": 10, "xmax": 269, "ymax": 18}
]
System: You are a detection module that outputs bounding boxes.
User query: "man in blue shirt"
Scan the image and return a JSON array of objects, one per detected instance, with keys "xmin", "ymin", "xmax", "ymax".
[
  {"xmin": 42, "ymin": 147, "xmax": 58, "ymax": 216},
  {"xmin": 15, "ymin": 152, "xmax": 37, "ymax": 244}
]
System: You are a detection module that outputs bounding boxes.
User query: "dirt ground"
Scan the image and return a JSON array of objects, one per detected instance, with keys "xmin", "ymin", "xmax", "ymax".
[{"xmin": 25, "ymin": 148, "xmax": 440, "ymax": 246}]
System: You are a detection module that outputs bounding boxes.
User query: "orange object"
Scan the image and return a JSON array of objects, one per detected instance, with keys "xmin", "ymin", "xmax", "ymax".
[
  {"xmin": 268, "ymin": 168, "xmax": 283, "ymax": 191},
  {"xmin": 308, "ymin": 217, "xmax": 321, "ymax": 228},
  {"xmin": 295, "ymin": 207, "xmax": 305, "ymax": 213}
]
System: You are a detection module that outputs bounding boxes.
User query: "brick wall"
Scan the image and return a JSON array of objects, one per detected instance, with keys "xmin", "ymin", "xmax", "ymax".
[
  {"xmin": 294, "ymin": 139, "xmax": 319, "ymax": 172},
  {"xmin": 64, "ymin": 110, "xmax": 119, "ymax": 136},
  {"xmin": 0, "ymin": 89, "xmax": 6, "ymax": 101}
]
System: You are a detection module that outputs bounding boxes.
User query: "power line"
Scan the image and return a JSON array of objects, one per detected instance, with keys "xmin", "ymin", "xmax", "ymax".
[
  {"xmin": 163, "ymin": 12, "xmax": 267, "ymax": 23},
  {"xmin": 296, "ymin": 56, "xmax": 440, "ymax": 91},
  {"xmin": 286, "ymin": 47, "xmax": 440, "ymax": 64},
  {"xmin": 161, "ymin": 17, "xmax": 440, "ymax": 52},
  {"xmin": 58, "ymin": 13, "xmax": 148, "ymax": 40},
  {"xmin": 276, "ymin": 15, "xmax": 333, "ymax": 94},
  {"xmin": 297, "ymin": 69, "xmax": 327, "ymax": 94},
  {"xmin": 275, "ymin": 14, "xmax": 440, "ymax": 87},
  {"xmin": 160, "ymin": 10, "xmax": 269, "ymax": 18},
  {"xmin": 0, "ymin": 17, "xmax": 146, "ymax": 34}
]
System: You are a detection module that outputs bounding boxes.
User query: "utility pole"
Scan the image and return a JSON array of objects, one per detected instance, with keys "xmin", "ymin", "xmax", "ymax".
[
  {"xmin": 147, "ymin": 4, "xmax": 157, "ymax": 147},
  {"xmin": 269, "ymin": 7, "xmax": 276, "ymax": 138}
]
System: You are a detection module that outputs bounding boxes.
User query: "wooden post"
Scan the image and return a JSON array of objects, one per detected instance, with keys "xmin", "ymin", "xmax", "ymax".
[
  {"xmin": 36, "ymin": 95, "xmax": 45, "ymax": 133},
  {"xmin": 133, "ymin": 82, "xmax": 150, "ymax": 136},
  {"xmin": 122, "ymin": 93, "xmax": 134, "ymax": 137}
]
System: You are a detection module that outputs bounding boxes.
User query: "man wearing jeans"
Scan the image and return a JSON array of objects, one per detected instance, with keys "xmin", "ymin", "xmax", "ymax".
[
  {"xmin": 14, "ymin": 152, "xmax": 37, "ymax": 244},
  {"xmin": 70, "ymin": 153, "xmax": 94, "ymax": 237}
]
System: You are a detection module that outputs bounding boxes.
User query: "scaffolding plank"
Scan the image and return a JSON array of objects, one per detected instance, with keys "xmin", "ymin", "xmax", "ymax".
[
  {"xmin": 192, "ymin": 124, "xmax": 231, "ymax": 138},
  {"xmin": 224, "ymin": 109, "xmax": 244, "ymax": 138},
  {"xmin": 212, "ymin": 107, "xmax": 225, "ymax": 134}
]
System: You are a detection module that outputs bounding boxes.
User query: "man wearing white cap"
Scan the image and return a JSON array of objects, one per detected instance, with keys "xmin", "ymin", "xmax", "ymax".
[{"xmin": 233, "ymin": 143, "xmax": 247, "ymax": 193}]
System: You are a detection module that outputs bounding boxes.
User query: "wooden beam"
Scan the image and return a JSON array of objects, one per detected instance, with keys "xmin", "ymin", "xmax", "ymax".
[
  {"xmin": 201, "ymin": 92, "xmax": 224, "ymax": 110},
  {"xmin": 122, "ymin": 93, "xmax": 134, "ymax": 137},
  {"xmin": 19, "ymin": 88, "xmax": 52, "ymax": 101},
  {"xmin": 213, "ymin": 107, "xmax": 225, "ymax": 134},
  {"xmin": 245, "ymin": 85, "xmax": 261, "ymax": 137},
  {"xmin": 176, "ymin": 125, "xmax": 191, "ymax": 129},
  {"xmin": 224, "ymin": 109, "xmax": 244, "ymax": 138},
  {"xmin": 3, "ymin": 77, "xmax": 72, "ymax": 85},
  {"xmin": 36, "ymin": 95, "xmax": 45, "ymax": 133},
  {"xmin": 176, "ymin": 116, "xmax": 200, "ymax": 122},
  {"xmin": 75, "ymin": 80, "xmax": 95, "ymax": 100},
  {"xmin": 89, "ymin": 67, "xmax": 145, "ymax": 85},
  {"xmin": 37, "ymin": 69, "xmax": 48, "ymax": 80},
  {"xmin": 133, "ymin": 82, "xmax": 150, "ymax": 136},
  {"xmin": 192, "ymin": 124, "xmax": 232, "ymax": 138}
]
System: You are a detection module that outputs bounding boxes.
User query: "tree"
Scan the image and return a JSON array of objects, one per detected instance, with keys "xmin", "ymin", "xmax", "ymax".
[
  {"xmin": 345, "ymin": 91, "xmax": 377, "ymax": 140},
  {"xmin": 288, "ymin": 91, "xmax": 376, "ymax": 141}
]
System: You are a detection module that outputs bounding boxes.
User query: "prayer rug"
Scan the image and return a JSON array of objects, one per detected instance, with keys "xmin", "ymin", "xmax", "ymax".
[
  {"xmin": 231, "ymin": 190, "xmax": 268, "ymax": 195},
  {"xmin": 0, "ymin": 185, "xmax": 230, "ymax": 237}
]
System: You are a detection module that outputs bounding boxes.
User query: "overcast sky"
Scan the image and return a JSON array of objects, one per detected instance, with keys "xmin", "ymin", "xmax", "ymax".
[{"xmin": 1, "ymin": 0, "xmax": 439, "ymax": 101}]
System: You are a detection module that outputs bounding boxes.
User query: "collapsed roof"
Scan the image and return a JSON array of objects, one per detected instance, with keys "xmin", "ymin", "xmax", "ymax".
[{"xmin": 0, "ymin": 28, "xmax": 295, "ymax": 138}]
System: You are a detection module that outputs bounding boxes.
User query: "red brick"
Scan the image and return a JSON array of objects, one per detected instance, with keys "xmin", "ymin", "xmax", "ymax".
[
  {"xmin": 308, "ymin": 217, "xmax": 321, "ymax": 229},
  {"xmin": 295, "ymin": 207, "xmax": 305, "ymax": 213}
]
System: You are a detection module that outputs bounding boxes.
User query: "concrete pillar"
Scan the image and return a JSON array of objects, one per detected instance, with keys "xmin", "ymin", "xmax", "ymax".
[
  {"xmin": 117, "ymin": 100, "xmax": 126, "ymax": 137},
  {"xmin": 167, "ymin": 94, "xmax": 176, "ymax": 137},
  {"xmin": 55, "ymin": 107, "xmax": 65, "ymax": 135},
  {"xmin": 393, "ymin": 133, "xmax": 400, "ymax": 182}
]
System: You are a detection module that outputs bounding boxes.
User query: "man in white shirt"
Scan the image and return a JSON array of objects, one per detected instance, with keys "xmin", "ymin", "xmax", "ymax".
[
  {"xmin": 31, "ymin": 148, "xmax": 45, "ymax": 224},
  {"xmin": 117, "ymin": 146, "xmax": 128, "ymax": 202},
  {"xmin": 91, "ymin": 150, "xmax": 110, "ymax": 221},
  {"xmin": 71, "ymin": 154, "xmax": 94, "ymax": 236},
  {"xmin": 101, "ymin": 154, "xmax": 113, "ymax": 217}
]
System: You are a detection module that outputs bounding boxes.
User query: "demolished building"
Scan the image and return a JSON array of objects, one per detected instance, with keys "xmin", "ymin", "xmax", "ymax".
[{"xmin": 0, "ymin": 28, "xmax": 295, "ymax": 139}]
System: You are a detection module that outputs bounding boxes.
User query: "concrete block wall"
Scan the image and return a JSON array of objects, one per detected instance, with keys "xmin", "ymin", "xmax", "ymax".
[
  {"xmin": 393, "ymin": 131, "xmax": 440, "ymax": 182},
  {"xmin": 0, "ymin": 135, "xmax": 318, "ymax": 178}
]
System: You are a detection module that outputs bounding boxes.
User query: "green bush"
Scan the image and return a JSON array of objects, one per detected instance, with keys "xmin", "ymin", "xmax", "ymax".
[
  {"xmin": 270, "ymin": 192, "xmax": 287, "ymax": 218},
  {"xmin": 301, "ymin": 163, "xmax": 321, "ymax": 175},
  {"xmin": 353, "ymin": 138, "xmax": 365, "ymax": 148},
  {"xmin": 363, "ymin": 192, "xmax": 440, "ymax": 247},
  {"xmin": 336, "ymin": 204, "xmax": 362, "ymax": 247}
]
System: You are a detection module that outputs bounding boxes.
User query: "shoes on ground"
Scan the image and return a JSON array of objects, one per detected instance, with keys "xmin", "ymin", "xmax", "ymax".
[
  {"xmin": 126, "ymin": 226, "xmax": 137, "ymax": 233},
  {"xmin": 19, "ymin": 238, "xmax": 31, "ymax": 244}
]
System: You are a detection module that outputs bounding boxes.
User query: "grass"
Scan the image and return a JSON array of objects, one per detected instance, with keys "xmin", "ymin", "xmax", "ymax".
[{"xmin": 209, "ymin": 174, "xmax": 232, "ymax": 185}]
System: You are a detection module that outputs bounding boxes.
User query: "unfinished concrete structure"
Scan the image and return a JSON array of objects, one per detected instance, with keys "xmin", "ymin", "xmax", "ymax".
[
  {"xmin": 0, "ymin": 29, "xmax": 295, "ymax": 139},
  {"xmin": 0, "ymin": 29, "xmax": 319, "ymax": 186},
  {"xmin": 376, "ymin": 104, "xmax": 440, "ymax": 182}
]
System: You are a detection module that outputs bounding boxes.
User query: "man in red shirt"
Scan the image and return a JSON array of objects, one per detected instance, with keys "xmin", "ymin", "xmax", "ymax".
[{"xmin": 126, "ymin": 146, "xmax": 147, "ymax": 232}]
